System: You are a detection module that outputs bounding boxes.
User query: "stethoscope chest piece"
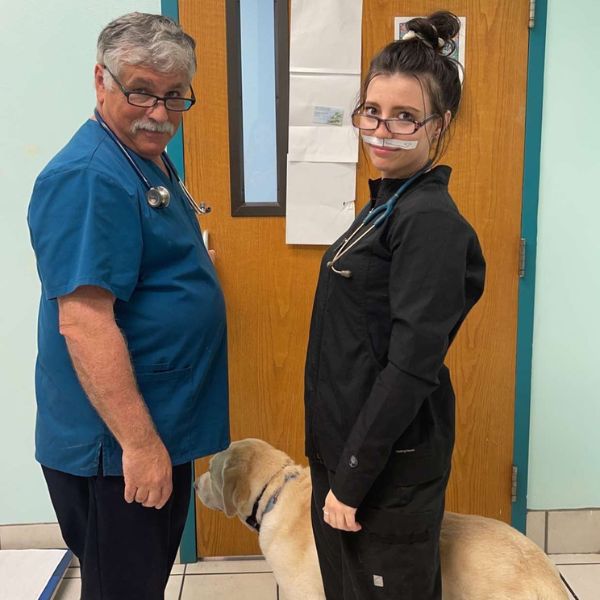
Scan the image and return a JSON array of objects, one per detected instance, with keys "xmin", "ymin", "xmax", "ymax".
[
  {"xmin": 94, "ymin": 109, "xmax": 211, "ymax": 216},
  {"xmin": 326, "ymin": 260, "xmax": 353, "ymax": 278},
  {"xmin": 146, "ymin": 186, "xmax": 170, "ymax": 209}
]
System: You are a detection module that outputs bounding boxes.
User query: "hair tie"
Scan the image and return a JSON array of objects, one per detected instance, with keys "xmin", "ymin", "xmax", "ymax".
[
  {"xmin": 402, "ymin": 29, "xmax": 445, "ymax": 50},
  {"xmin": 431, "ymin": 25, "xmax": 446, "ymax": 48},
  {"xmin": 402, "ymin": 30, "xmax": 433, "ymax": 48}
]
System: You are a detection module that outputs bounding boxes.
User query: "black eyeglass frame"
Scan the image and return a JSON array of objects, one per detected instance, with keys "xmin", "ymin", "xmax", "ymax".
[
  {"xmin": 102, "ymin": 64, "xmax": 196, "ymax": 112},
  {"xmin": 352, "ymin": 111, "xmax": 439, "ymax": 135}
]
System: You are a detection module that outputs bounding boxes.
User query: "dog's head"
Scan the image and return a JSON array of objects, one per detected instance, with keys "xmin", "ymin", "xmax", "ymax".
[{"xmin": 194, "ymin": 438, "xmax": 294, "ymax": 522}]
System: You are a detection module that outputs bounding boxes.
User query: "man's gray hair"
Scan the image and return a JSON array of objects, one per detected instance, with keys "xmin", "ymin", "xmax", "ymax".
[{"xmin": 97, "ymin": 12, "xmax": 196, "ymax": 84}]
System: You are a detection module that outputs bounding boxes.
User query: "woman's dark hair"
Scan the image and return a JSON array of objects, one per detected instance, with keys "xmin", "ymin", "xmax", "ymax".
[{"xmin": 355, "ymin": 11, "xmax": 463, "ymax": 164}]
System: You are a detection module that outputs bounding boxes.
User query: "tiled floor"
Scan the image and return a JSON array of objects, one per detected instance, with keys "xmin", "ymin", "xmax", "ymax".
[
  {"xmin": 53, "ymin": 558, "xmax": 286, "ymax": 600},
  {"xmin": 551, "ymin": 554, "xmax": 600, "ymax": 600},
  {"xmin": 52, "ymin": 554, "xmax": 599, "ymax": 600}
]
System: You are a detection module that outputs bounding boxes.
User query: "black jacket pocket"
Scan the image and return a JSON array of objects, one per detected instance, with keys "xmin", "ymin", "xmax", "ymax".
[{"xmin": 360, "ymin": 505, "xmax": 436, "ymax": 544}]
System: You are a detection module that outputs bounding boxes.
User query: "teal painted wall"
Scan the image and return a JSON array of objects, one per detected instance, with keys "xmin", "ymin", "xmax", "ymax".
[
  {"xmin": 527, "ymin": 0, "xmax": 600, "ymax": 509},
  {"xmin": 0, "ymin": 0, "xmax": 160, "ymax": 525}
]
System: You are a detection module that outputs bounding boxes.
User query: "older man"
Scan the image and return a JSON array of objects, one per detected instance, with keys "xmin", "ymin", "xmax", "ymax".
[{"xmin": 27, "ymin": 13, "xmax": 229, "ymax": 599}]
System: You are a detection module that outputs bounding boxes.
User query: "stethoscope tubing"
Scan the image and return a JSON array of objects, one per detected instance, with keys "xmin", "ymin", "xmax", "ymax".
[
  {"xmin": 160, "ymin": 151, "xmax": 208, "ymax": 216},
  {"xmin": 93, "ymin": 109, "xmax": 210, "ymax": 215},
  {"xmin": 327, "ymin": 162, "xmax": 431, "ymax": 277}
]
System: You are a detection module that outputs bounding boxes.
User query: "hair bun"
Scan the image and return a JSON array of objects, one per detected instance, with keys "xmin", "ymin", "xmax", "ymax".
[{"xmin": 404, "ymin": 11, "xmax": 460, "ymax": 56}]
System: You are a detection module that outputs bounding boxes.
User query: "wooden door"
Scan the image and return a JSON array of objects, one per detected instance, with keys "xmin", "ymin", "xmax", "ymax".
[{"xmin": 180, "ymin": 0, "xmax": 529, "ymax": 557}]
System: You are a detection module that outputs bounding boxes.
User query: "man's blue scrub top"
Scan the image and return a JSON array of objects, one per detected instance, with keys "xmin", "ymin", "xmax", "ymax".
[{"xmin": 27, "ymin": 119, "xmax": 230, "ymax": 476}]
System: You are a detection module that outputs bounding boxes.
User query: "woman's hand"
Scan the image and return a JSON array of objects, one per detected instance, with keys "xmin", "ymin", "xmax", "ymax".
[{"xmin": 323, "ymin": 490, "xmax": 362, "ymax": 532}]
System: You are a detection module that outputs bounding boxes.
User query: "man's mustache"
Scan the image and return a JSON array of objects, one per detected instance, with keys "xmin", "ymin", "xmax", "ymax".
[{"xmin": 130, "ymin": 118, "xmax": 175, "ymax": 135}]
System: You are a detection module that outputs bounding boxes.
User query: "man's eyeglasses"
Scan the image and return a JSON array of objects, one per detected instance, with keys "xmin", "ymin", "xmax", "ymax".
[
  {"xmin": 103, "ymin": 65, "xmax": 196, "ymax": 112},
  {"xmin": 352, "ymin": 112, "xmax": 438, "ymax": 135}
]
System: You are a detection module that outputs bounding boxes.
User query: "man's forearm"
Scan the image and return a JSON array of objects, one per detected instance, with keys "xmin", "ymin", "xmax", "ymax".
[{"xmin": 61, "ymin": 318, "xmax": 160, "ymax": 452}]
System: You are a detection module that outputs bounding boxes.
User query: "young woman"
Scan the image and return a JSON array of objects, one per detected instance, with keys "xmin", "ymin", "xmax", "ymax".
[{"xmin": 304, "ymin": 12, "xmax": 486, "ymax": 600}]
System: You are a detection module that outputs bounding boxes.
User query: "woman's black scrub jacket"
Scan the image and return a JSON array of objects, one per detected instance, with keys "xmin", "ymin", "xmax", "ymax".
[{"xmin": 304, "ymin": 166, "xmax": 486, "ymax": 508}]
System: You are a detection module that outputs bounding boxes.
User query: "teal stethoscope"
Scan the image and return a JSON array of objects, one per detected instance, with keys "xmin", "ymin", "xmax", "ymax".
[
  {"xmin": 94, "ymin": 109, "xmax": 211, "ymax": 214},
  {"xmin": 327, "ymin": 162, "xmax": 431, "ymax": 278}
]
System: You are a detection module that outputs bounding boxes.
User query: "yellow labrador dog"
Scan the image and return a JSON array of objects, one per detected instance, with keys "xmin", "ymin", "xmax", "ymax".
[{"xmin": 195, "ymin": 439, "xmax": 568, "ymax": 600}]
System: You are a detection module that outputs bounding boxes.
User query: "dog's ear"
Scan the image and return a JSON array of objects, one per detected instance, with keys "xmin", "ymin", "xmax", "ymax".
[{"xmin": 221, "ymin": 458, "xmax": 252, "ymax": 518}]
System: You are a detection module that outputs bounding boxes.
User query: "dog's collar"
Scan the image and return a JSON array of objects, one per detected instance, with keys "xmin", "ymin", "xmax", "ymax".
[{"xmin": 245, "ymin": 468, "xmax": 300, "ymax": 533}]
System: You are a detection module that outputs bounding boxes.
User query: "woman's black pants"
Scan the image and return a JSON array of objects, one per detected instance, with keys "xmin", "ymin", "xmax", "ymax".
[{"xmin": 310, "ymin": 460, "xmax": 448, "ymax": 600}]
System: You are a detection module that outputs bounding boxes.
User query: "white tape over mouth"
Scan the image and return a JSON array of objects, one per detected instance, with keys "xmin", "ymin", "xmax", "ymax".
[{"xmin": 362, "ymin": 134, "xmax": 418, "ymax": 150}]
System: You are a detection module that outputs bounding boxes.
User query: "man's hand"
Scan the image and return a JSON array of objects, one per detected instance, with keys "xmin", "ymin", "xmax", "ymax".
[
  {"xmin": 322, "ymin": 489, "xmax": 362, "ymax": 532},
  {"xmin": 122, "ymin": 439, "xmax": 173, "ymax": 509}
]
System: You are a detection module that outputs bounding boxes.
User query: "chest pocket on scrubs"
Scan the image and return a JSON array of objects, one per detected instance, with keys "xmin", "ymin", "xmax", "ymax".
[{"xmin": 140, "ymin": 192, "xmax": 204, "ymax": 276}]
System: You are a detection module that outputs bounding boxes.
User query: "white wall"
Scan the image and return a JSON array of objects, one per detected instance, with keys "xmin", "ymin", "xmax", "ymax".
[
  {"xmin": 0, "ymin": 0, "xmax": 160, "ymax": 524},
  {"xmin": 527, "ymin": 0, "xmax": 600, "ymax": 509}
]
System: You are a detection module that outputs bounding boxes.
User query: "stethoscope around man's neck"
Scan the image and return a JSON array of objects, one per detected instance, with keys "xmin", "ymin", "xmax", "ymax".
[
  {"xmin": 327, "ymin": 162, "xmax": 431, "ymax": 278},
  {"xmin": 93, "ymin": 109, "xmax": 210, "ymax": 215}
]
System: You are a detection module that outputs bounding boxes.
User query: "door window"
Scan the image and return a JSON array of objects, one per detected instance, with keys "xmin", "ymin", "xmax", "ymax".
[{"xmin": 227, "ymin": 0, "xmax": 289, "ymax": 216}]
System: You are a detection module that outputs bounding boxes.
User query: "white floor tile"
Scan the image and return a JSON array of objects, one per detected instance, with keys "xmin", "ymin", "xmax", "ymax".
[
  {"xmin": 180, "ymin": 572, "xmax": 277, "ymax": 600},
  {"xmin": 64, "ymin": 566, "xmax": 80, "ymax": 578},
  {"xmin": 559, "ymin": 564, "xmax": 600, "ymax": 600},
  {"xmin": 551, "ymin": 553, "xmax": 600, "ymax": 565},
  {"xmin": 165, "ymin": 575, "xmax": 184, "ymax": 600},
  {"xmin": 53, "ymin": 577, "xmax": 81, "ymax": 600},
  {"xmin": 171, "ymin": 563, "xmax": 186, "ymax": 575},
  {"xmin": 53, "ymin": 574, "xmax": 183, "ymax": 599},
  {"xmin": 185, "ymin": 557, "xmax": 272, "ymax": 574},
  {"xmin": 0, "ymin": 523, "xmax": 66, "ymax": 550}
]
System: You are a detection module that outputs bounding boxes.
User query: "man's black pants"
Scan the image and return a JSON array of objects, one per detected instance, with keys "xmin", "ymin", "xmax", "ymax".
[
  {"xmin": 310, "ymin": 461, "xmax": 448, "ymax": 600},
  {"xmin": 42, "ymin": 462, "xmax": 192, "ymax": 600}
]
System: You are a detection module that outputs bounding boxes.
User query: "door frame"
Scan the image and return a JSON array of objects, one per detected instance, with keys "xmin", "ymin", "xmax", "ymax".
[
  {"xmin": 512, "ymin": 0, "xmax": 548, "ymax": 533},
  {"xmin": 160, "ymin": 0, "xmax": 198, "ymax": 565},
  {"xmin": 164, "ymin": 0, "xmax": 550, "ymax": 561}
]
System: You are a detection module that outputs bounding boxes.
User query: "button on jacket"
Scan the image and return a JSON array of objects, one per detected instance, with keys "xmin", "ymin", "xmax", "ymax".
[{"xmin": 304, "ymin": 166, "xmax": 485, "ymax": 508}]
